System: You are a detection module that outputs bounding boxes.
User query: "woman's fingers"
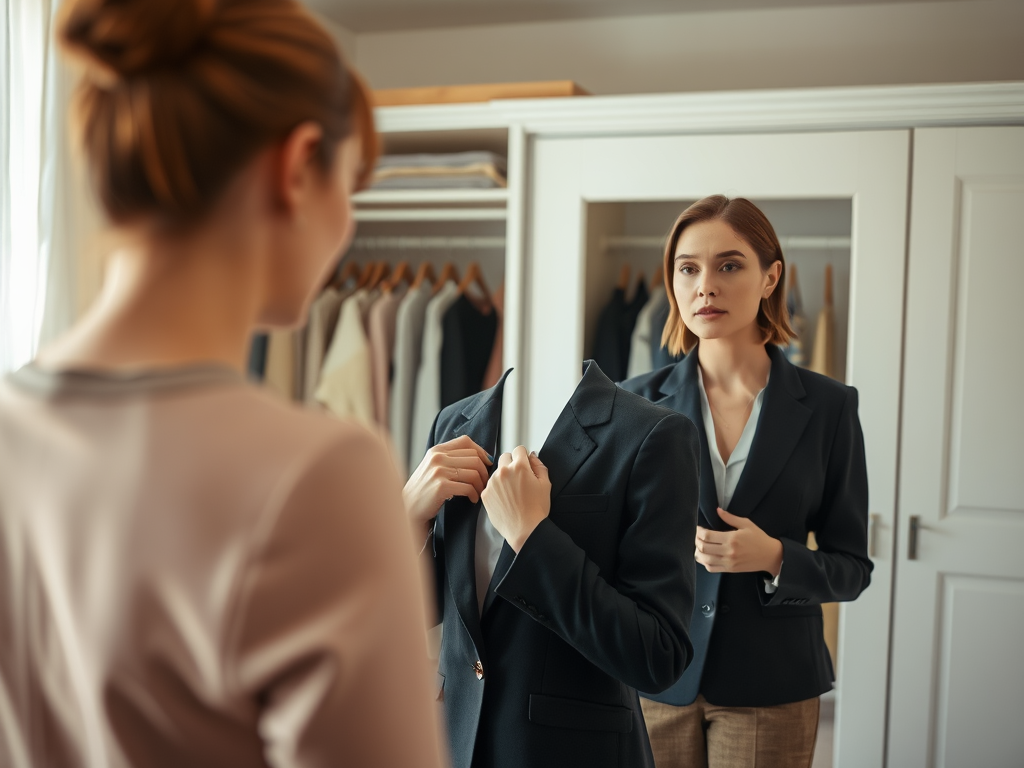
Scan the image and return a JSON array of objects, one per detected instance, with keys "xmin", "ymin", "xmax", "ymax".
[
  {"xmin": 436, "ymin": 456, "xmax": 488, "ymax": 490},
  {"xmin": 435, "ymin": 434, "xmax": 493, "ymax": 464}
]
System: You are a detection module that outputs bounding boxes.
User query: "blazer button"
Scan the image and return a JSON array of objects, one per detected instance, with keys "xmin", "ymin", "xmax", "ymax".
[
  {"xmin": 720, "ymin": 604, "xmax": 730, "ymax": 614},
  {"xmin": 701, "ymin": 601, "xmax": 715, "ymax": 617},
  {"xmin": 473, "ymin": 660, "xmax": 484, "ymax": 680}
]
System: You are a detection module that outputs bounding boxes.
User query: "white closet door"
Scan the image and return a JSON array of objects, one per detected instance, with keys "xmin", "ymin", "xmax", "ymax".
[
  {"xmin": 527, "ymin": 130, "xmax": 910, "ymax": 768},
  {"xmin": 888, "ymin": 127, "xmax": 1024, "ymax": 768}
]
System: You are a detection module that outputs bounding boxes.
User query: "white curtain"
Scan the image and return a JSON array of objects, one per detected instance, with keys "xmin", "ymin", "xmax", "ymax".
[{"xmin": 1, "ymin": 0, "xmax": 79, "ymax": 374}]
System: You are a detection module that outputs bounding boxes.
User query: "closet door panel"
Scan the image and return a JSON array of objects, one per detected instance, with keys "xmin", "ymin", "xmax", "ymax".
[
  {"xmin": 888, "ymin": 126, "xmax": 1024, "ymax": 768},
  {"xmin": 526, "ymin": 130, "xmax": 910, "ymax": 768}
]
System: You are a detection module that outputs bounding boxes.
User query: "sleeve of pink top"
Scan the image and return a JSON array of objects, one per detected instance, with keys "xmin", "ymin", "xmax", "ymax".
[{"xmin": 226, "ymin": 426, "xmax": 446, "ymax": 768}]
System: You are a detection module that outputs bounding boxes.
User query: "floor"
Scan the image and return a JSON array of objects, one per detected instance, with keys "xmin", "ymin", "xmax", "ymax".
[{"xmin": 811, "ymin": 690, "xmax": 835, "ymax": 768}]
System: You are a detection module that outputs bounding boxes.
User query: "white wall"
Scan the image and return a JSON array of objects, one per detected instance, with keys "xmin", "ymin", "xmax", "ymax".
[{"xmin": 353, "ymin": 1, "xmax": 1024, "ymax": 95}]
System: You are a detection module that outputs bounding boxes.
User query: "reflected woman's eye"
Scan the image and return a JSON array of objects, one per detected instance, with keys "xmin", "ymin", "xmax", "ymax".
[
  {"xmin": 679, "ymin": 265, "xmax": 697, "ymax": 275},
  {"xmin": 721, "ymin": 262, "xmax": 741, "ymax": 272}
]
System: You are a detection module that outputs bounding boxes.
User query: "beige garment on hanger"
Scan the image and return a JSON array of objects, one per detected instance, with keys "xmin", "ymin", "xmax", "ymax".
[
  {"xmin": 368, "ymin": 288, "xmax": 405, "ymax": 427},
  {"xmin": 304, "ymin": 287, "xmax": 350, "ymax": 405},
  {"xmin": 809, "ymin": 265, "xmax": 836, "ymax": 379},
  {"xmin": 315, "ymin": 289, "xmax": 377, "ymax": 424}
]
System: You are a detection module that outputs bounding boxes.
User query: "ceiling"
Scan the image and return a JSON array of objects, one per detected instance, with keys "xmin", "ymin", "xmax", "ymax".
[{"xmin": 306, "ymin": 0, "xmax": 945, "ymax": 34}]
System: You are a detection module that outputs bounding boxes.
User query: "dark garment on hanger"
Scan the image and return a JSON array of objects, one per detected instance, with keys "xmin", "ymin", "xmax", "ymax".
[
  {"xmin": 649, "ymin": 297, "xmax": 684, "ymax": 370},
  {"xmin": 592, "ymin": 283, "xmax": 650, "ymax": 382},
  {"xmin": 620, "ymin": 344, "xmax": 872, "ymax": 708},
  {"xmin": 247, "ymin": 334, "xmax": 269, "ymax": 381},
  {"xmin": 424, "ymin": 362, "xmax": 700, "ymax": 768},
  {"xmin": 440, "ymin": 294, "xmax": 498, "ymax": 409}
]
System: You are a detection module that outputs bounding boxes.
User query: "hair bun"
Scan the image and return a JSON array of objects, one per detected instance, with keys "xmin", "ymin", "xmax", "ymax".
[{"xmin": 61, "ymin": 0, "xmax": 218, "ymax": 83}]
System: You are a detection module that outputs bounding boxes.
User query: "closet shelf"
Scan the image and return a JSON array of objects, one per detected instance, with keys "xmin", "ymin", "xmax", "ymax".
[
  {"xmin": 354, "ymin": 207, "xmax": 507, "ymax": 222},
  {"xmin": 603, "ymin": 235, "xmax": 852, "ymax": 251},
  {"xmin": 353, "ymin": 188, "xmax": 509, "ymax": 206}
]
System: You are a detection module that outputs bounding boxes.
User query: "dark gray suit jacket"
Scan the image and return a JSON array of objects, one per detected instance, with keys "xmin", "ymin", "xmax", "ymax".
[
  {"xmin": 622, "ymin": 344, "xmax": 872, "ymax": 707},
  {"xmin": 425, "ymin": 362, "xmax": 699, "ymax": 768}
]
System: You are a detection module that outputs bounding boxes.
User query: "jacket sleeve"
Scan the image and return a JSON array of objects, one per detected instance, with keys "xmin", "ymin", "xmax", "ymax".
[
  {"xmin": 764, "ymin": 386, "xmax": 873, "ymax": 606},
  {"xmin": 494, "ymin": 413, "xmax": 699, "ymax": 693},
  {"xmin": 227, "ymin": 428, "xmax": 445, "ymax": 768}
]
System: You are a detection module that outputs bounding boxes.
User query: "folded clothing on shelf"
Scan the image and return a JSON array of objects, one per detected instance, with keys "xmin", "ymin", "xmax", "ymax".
[{"xmin": 370, "ymin": 151, "xmax": 507, "ymax": 190}]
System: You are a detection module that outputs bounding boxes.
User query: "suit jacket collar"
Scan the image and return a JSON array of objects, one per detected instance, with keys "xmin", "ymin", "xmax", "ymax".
[
  {"xmin": 656, "ymin": 344, "xmax": 810, "ymax": 527},
  {"xmin": 457, "ymin": 362, "xmax": 613, "ymax": 616}
]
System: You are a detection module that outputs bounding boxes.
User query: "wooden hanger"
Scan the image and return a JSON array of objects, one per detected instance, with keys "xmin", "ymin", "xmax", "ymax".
[
  {"xmin": 385, "ymin": 261, "xmax": 413, "ymax": 292},
  {"xmin": 457, "ymin": 262, "xmax": 492, "ymax": 308},
  {"xmin": 332, "ymin": 260, "xmax": 361, "ymax": 289},
  {"xmin": 410, "ymin": 261, "xmax": 437, "ymax": 290},
  {"xmin": 356, "ymin": 261, "xmax": 377, "ymax": 289},
  {"xmin": 616, "ymin": 264, "xmax": 631, "ymax": 291},
  {"xmin": 366, "ymin": 261, "xmax": 391, "ymax": 291},
  {"xmin": 432, "ymin": 262, "xmax": 460, "ymax": 296}
]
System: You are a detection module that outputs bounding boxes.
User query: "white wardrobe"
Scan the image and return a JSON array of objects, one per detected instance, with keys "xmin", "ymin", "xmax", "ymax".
[{"xmin": 365, "ymin": 84, "xmax": 1024, "ymax": 768}]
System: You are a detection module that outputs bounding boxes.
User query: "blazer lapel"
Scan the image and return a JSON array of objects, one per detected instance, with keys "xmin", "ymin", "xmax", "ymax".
[
  {"xmin": 444, "ymin": 369, "xmax": 513, "ymax": 649},
  {"xmin": 726, "ymin": 345, "xmax": 812, "ymax": 518},
  {"xmin": 656, "ymin": 354, "xmax": 725, "ymax": 530},
  {"xmin": 482, "ymin": 361, "xmax": 606, "ymax": 614}
]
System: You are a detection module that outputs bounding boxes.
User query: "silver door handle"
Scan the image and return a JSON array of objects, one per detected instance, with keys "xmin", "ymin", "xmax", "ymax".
[{"xmin": 868, "ymin": 513, "xmax": 881, "ymax": 558}]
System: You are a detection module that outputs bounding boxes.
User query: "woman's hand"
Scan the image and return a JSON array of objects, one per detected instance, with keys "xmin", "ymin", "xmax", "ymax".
[
  {"xmin": 403, "ymin": 435, "xmax": 492, "ymax": 533},
  {"xmin": 480, "ymin": 446, "xmax": 551, "ymax": 552},
  {"xmin": 695, "ymin": 508, "xmax": 784, "ymax": 576}
]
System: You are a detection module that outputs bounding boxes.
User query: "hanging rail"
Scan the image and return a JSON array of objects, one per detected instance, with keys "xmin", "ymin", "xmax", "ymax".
[{"xmin": 349, "ymin": 236, "xmax": 507, "ymax": 251}]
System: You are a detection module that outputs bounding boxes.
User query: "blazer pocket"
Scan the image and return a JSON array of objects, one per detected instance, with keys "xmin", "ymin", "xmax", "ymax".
[
  {"xmin": 551, "ymin": 494, "xmax": 609, "ymax": 514},
  {"xmin": 528, "ymin": 694, "xmax": 633, "ymax": 734}
]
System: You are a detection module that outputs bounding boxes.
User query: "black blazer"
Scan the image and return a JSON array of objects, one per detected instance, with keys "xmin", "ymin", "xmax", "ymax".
[
  {"xmin": 620, "ymin": 344, "xmax": 872, "ymax": 708},
  {"xmin": 426, "ymin": 362, "xmax": 700, "ymax": 768}
]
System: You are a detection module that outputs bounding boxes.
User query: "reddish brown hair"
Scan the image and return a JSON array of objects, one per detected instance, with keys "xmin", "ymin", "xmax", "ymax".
[
  {"xmin": 661, "ymin": 195, "xmax": 793, "ymax": 355},
  {"xmin": 59, "ymin": 0, "xmax": 378, "ymax": 227}
]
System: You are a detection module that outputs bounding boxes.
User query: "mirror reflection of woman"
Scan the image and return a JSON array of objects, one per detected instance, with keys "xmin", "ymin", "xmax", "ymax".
[{"xmin": 621, "ymin": 196, "xmax": 872, "ymax": 768}]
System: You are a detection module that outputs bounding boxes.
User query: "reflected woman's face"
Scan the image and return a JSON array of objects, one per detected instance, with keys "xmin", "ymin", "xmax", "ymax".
[{"xmin": 672, "ymin": 218, "xmax": 780, "ymax": 345}]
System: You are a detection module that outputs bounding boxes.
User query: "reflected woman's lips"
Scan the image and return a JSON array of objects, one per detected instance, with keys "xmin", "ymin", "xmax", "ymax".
[{"xmin": 695, "ymin": 306, "xmax": 726, "ymax": 316}]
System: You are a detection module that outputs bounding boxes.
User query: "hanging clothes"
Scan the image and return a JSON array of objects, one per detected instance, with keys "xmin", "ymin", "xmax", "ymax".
[
  {"xmin": 783, "ymin": 264, "xmax": 807, "ymax": 367},
  {"xmin": 368, "ymin": 287, "xmax": 406, "ymax": 426},
  {"xmin": 304, "ymin": 286, "xmax": 351, "ymax": 404},
  {"xmin": 481, "ymin": 284, "xmax": 505, "ymax": 390},
  {"xmin": 315, "ymin": 288, "xmax": 378, "ymax": 424},
  {"xmin": 440, "ymin": 293, "xmax": 498, "ymax": 409},
  {"xmin": 409, "ymin": 281, "xmax": 460, "ymax": 469},
  {"xmin": 592, "ymin": 280, "xmax": 649, "ymax": 383},
  {"xmin": 627, "ymin": 289, "xmax": 667, "ymax": 379},
  {"xmin": 389, "ymin": 284, "xmax": 433, "ymax": 475},
  {"xmin": 809, "ymin": 265, "xmax": 836, "ymax": 379}
]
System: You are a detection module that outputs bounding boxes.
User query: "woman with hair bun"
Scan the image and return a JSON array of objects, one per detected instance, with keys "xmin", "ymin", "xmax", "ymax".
[
  {"xmin": 0, "ymin": 1, "xmax": 444, "ymax": 767},
  {"xmin": 621, "ymin": 196, "xmax": 872, "ymax": 768}
]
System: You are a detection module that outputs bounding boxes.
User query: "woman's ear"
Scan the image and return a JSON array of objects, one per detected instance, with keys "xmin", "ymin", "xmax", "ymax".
[
  {"xmin": 274, "ymin": 121, "xmax": 325, "ymax": 214},
  {"xmin": 764, "ymin": 259, "xmax": 783, "ymax": 298}
]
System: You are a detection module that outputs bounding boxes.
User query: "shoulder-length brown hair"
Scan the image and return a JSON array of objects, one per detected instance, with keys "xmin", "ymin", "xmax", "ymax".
[{"xmin": 661, "ymin": 195, "xmax": 794, "ymax": 356}]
